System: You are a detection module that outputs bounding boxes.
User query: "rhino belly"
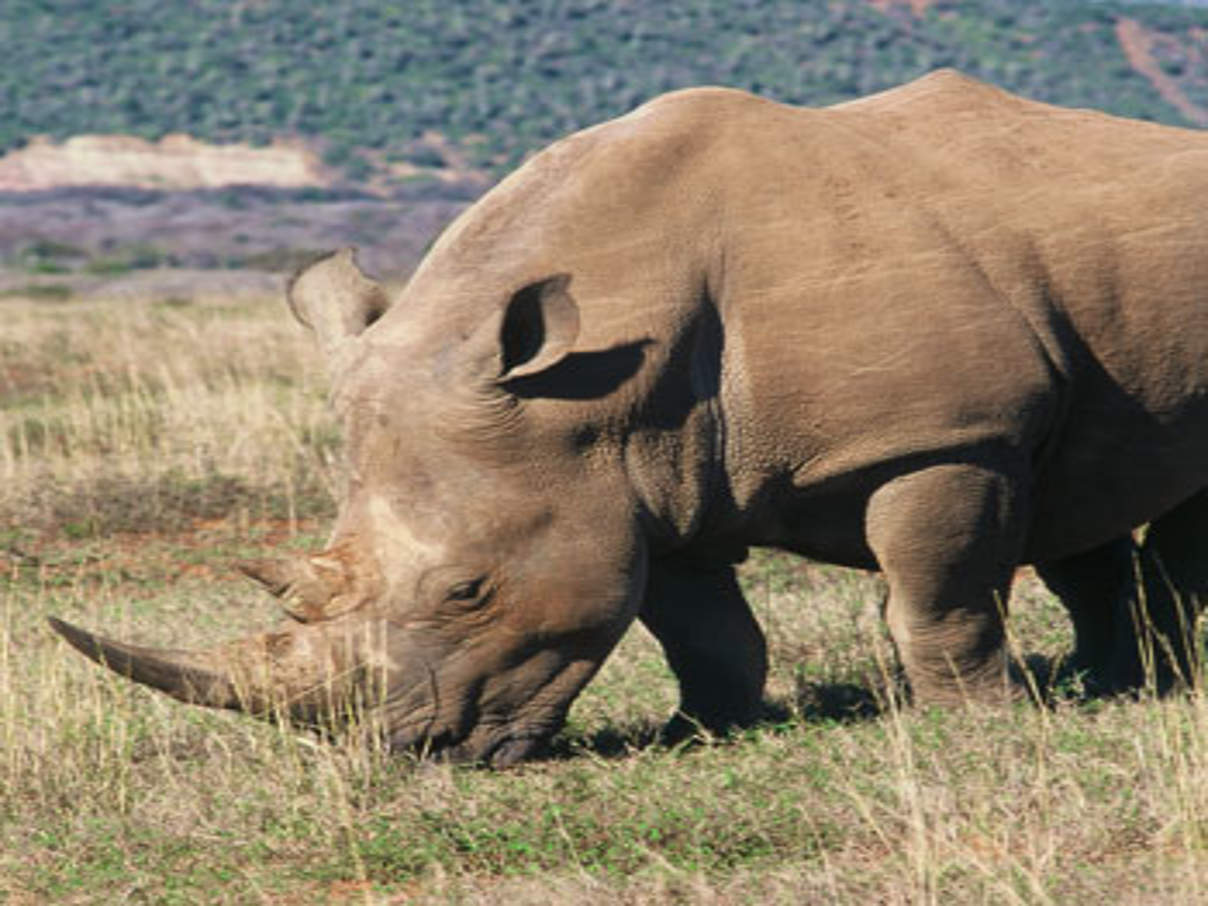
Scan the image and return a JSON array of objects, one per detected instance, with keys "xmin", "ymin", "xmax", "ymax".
[{"xmin": 1025, "ymin": 404, "xmax": 1208, "ymax": 561}]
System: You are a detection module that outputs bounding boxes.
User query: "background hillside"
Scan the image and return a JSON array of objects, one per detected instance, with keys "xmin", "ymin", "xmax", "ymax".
[
  {"xmin": 1, "ymin": 0, "xmax": 1206, "ymax": 284},
  {"xmin": 6, "ymin": 0, "xmax": 1208, "ymax": 176}
]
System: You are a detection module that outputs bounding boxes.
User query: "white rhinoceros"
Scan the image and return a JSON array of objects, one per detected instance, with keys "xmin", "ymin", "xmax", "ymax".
[{"xmin": 51, "ymin": 71, "xmax": 1208, "ymax": 764}]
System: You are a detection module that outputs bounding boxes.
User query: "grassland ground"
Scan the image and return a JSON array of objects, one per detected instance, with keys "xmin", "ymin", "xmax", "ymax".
[{"xmin": 4, "ymin": 286, "xmax": 1208, "ymax": 904}]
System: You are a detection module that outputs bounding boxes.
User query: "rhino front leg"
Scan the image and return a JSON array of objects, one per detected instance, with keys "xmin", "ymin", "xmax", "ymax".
[
  {"xmin": 866, "ymin": 462, "xmax": 1024, "ymax": 705},
  {"xmin": 640, "ymin": 559, "xmax": 767, "ymax": 742}
]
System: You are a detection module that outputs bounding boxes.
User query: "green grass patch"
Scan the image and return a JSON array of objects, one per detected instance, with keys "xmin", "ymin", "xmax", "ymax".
[{"xmin": 7, "ymin": 531, "xmax": 1208, "ymax": 902}]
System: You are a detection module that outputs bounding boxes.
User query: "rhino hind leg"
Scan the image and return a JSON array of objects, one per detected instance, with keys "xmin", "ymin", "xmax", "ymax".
[
  {"xmin": 1038, "ymin": 491, "xmax": 1208, "ymax": 696},
  {"xmin": 865, "ymin": 463, "xmax": 1024, "ymax": 706},
  {"xmin": 1135, "ymin": 489, "xmax": 1208, "ymax": 692},
  {"xmin": 639, "ymin": 560, "xmax": 767, "ymax": 742},
  {"xmin": 1035, "ymin": 536, "xmax": 1147, "ymax": 694}
]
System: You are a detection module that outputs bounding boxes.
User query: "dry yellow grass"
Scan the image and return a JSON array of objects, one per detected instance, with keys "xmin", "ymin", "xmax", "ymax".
[
  {"xmin": 0, "ymin": 290, "xmax": 337, "ymax": 537},
  {"xmin": 3, "ymin": 288, "xmax": 1208, "ymax": 904}
]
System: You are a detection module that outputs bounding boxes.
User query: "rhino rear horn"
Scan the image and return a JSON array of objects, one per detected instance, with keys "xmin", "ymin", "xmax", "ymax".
[
  {"xmin": 287, "ymin": 248, "xmax": 391, "ymax": 360},
  {"xmin": 239, "ymin": 556, "xmax": 333, "ymax": 622},
  {"xmin": 238, "ymin": 555, "xmax": 354, "ymax": 623}
]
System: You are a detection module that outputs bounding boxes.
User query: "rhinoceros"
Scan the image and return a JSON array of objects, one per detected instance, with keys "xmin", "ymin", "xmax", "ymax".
[{"xmin": 50, "ymin": 70, "xmax": 1208, "ymax": 765}]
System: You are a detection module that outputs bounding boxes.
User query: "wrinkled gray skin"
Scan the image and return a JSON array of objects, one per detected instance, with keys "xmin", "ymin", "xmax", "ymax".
[{"xmin": 51, "ymin": 71, "xmax": 1208, "ymax": 765}]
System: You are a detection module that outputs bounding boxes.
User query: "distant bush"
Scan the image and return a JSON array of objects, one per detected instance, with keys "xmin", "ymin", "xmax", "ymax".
[
  {"xmin": 15, "ymin": 239, "xmax": 88, "ymax": 274},
  {"xmin": 84, "ymin": 243, "xmax": 168, "ymax": 275}
]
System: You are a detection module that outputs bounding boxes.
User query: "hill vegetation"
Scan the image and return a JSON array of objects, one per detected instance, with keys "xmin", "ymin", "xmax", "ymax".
[{"xmin": 5, "ymin": 0, "xmax": 1208, "ymax": 180}]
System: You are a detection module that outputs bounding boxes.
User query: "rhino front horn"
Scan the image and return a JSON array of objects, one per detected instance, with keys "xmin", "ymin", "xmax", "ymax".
[
  {"xmin": 49, "ymin": 616, "xmax": 242, "ymax": 707},
  {"xmin": 47, "ymin": 616, "xmax": 378, "ymax": 727}
]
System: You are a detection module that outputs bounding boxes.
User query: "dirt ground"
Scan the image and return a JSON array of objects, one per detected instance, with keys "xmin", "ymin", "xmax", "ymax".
[{"xmin": 0, "ymin": 183, "xmax": 476, "ymax": 296}]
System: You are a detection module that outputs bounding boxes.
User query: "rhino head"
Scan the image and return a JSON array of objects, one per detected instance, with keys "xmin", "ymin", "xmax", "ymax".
[{"xmin": 51, "ymin": 248, "xmax": 652, "ymax": 767}]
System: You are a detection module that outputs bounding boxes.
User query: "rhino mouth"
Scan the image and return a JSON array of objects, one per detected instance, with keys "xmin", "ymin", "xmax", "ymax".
[
  {"xmin": 385, "ymin": 713, "xmax": 550, "ymax": 767},
  {"xmin": 374, "ymin": 673, "xmax": 549, "ymax": 766},
  {"xmin": 374, "ymin": 647, "xmax": 602, "ymax": 767}
]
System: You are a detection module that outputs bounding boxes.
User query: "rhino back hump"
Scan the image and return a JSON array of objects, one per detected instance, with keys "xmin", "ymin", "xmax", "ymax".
[{"xmin": 704, "ymin": 72, "xmax": 1208, "ymax": 560}]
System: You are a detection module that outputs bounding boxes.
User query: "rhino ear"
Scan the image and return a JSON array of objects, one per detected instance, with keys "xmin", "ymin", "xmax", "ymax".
[
  {"xmin": 495, "ymin": 274, "xmax": 580, "ymax": 382},
  {"xmin": 287, "ymin": 248, "xmax": 391, "ymax": 360}
]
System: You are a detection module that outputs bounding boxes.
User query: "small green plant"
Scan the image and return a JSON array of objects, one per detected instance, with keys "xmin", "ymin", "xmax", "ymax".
[
  {"xmin": 17, "ymin": 238, "xmax": 88, "ymax": 274},
  {"xmin": 84, "ymin": 243, "xmax": 167, "ymax": 275}
]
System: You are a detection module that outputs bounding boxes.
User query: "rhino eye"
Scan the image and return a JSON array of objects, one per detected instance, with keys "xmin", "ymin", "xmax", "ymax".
[{"xmin": 446, "ymin": 577, "xmax": 486, "ymax": 603}]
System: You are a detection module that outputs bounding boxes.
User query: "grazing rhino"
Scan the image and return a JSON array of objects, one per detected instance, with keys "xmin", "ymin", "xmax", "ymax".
[{"xmin": 51, "ymin": 70, "xmax": 1208, "ymax": 765}]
